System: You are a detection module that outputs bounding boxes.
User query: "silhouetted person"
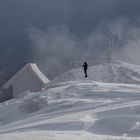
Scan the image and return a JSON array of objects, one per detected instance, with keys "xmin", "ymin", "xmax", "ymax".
[{"xmin": 83, "ymin": 62, "xmax": 88, "ymax": 77}]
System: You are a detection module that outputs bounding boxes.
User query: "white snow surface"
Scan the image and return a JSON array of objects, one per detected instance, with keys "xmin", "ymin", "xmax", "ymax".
[
  {"xmin": 1, "ymin": 61, "xmax": 140, "ymax": 139},
  {"xmin": 53, "ymin": 61, "xmax": 140, "ymax": 84}
]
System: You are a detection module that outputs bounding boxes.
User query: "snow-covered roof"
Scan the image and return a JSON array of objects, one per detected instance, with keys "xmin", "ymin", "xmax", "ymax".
[{"xmin": 3, "ymin": 63, "xmax": 50, "ymax": 89}]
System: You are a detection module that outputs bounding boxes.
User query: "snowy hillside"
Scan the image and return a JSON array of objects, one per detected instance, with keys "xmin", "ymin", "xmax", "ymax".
[
  {"xmin": 1, "ymin": 61, "xmax": 140, "ymax": 139},
  {"xmin": 53, "ymin": 61, "xmax": 140, "ymax": 84}
]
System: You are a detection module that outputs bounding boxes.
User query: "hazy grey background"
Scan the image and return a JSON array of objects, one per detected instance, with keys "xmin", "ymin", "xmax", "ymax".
[{"xmin": 1, "ymin": 0, "xmax": 140, "ymax": 83}]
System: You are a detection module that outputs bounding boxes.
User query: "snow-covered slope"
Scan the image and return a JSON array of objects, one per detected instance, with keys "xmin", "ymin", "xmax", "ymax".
[
  {"xmin": 53, "ymin": 61, "xmax": 140, "ymax": 84},
  {"xmin": 1, "ymin": 61, "xmax": 140, "ymax": 140}
]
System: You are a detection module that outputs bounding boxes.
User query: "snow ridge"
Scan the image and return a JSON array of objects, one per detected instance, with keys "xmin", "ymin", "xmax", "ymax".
[{"xmin": 53, "ymin": 61, "xmax": 140, "ymax": 84}]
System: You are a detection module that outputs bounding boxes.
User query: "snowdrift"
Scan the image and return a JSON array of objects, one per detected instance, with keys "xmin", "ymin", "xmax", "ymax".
[{"xmin": 1, "ymin": 61, "xmax": 140, "ymax": 139}]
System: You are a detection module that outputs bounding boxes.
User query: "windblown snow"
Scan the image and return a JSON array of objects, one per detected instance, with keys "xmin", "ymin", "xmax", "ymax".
[{"xmin": 1, "ymin": 61, "xmax": 140, "ymax": 140}]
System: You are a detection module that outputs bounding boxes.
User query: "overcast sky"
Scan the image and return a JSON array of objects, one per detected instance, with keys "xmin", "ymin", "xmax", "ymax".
[{"xmin": 1, "ymin": 0, "xmax": 140, "ymax": 81}]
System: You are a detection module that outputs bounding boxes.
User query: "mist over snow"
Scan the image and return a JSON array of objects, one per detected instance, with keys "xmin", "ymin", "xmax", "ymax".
[
  {"xmin": 0, "ymin": 0, "xmax": 140, "ymax": 80},
  {"xmin": 28, "ymin": 18, "xmax": 140, "ymax": 78},
  {"xmin": 2, "ymin": 1, "xmax": 140, "ymax": 138},
  {"xmin": 1, "ymin": 1, "xmax": 140, "ymax": 102},
  {"xmin": 0, "ymin": 0, "xmax": 140, "ymax": 81},
  {"xmin": 1, "ymin": 17, "xmax": 140, "ymax": 102}
]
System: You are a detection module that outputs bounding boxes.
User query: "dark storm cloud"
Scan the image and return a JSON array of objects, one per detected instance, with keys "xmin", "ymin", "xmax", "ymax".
[{"xmin": 0, "ymin": 0, "xmax": 140, "ymax": 81}]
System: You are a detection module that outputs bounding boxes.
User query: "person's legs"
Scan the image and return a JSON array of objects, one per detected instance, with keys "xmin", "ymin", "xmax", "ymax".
[{"xmin": 84, "ymin": 69, "xmax": 87, "ymax": 77}]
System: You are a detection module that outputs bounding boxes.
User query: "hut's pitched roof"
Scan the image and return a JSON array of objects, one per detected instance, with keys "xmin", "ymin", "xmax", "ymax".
[{"xmin": 3, "ymin": 63, "xmax": 49, "ymax": 89}]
